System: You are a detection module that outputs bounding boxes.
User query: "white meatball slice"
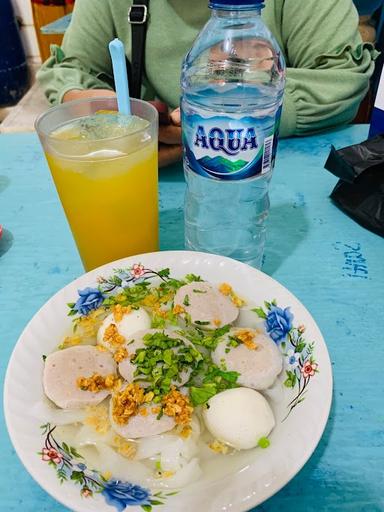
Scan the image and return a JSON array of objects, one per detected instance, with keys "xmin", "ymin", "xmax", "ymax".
[
  {"xmin": 174, "ymin": 282, "xmax": 239, "ymax": 330},
  {"xmin": 203, "ymin": 387, "xmax": 275, "ymax": 450},
  {"xmin": 109, "ymin": 386, "xmax": 175, "ymax": 439},
  {"xmin": 118, "ymin": 329, "xmax": 196, "ymax": 386},
  {"xmin": 97, "ymin": 307, "xmax": 151, "ymax": 352},
  {"xmin": 43, "ymin": 345, "xmax": 116, "ymax": 409},
  {"xmin": 110, "ymin": 406, "xmax": 175, "ymax": 439},
  {"xmin": 212, "ymin": 328, "xmax": 282, "ymax": 390},
  {"xmin": 117, "ymin": 332, "xmax": 146, "ymax": 383}
]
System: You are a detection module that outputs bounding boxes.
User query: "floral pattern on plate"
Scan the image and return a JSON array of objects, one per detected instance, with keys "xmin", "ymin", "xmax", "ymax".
[
  {"xmin": 39, "ymin": 423, "xmax": 175, "ymax": 511},
  {"xmin": 67, "ymin": 265, "xmax": 170, "ymax": 317},
  {"xmin": 253, "ymin": 301, "xmax": 319, "ymax": 418}
]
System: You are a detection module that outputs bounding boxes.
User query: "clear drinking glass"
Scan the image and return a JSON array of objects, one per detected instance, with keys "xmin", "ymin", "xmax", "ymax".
[{"xmin": 36, "ymin": 97, "xmax": 158, "ymax": 271}]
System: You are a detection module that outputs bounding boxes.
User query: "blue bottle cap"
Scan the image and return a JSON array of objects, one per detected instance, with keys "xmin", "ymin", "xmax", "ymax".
[{"xmin": 209, "ymin": 0, "xmax": 264, "ymax": 8}]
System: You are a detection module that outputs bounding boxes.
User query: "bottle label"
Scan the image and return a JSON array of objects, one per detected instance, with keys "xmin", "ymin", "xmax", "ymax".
[{"xmin": 182, "ymin": 107, "xmax": 281, "ymax": 180}]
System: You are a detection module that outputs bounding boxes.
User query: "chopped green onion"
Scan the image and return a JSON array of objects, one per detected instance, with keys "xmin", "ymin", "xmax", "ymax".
[
  {"xmin": 131, "ymin": 331, "xmax": 202, "ymax": 399},
  {"xmin": 185, "ymin": 273, "xmax": 203, "ymax": 283},
  {"xmin": 163, "ymin": 349, "xmax": 173, "ymax": 366},
  {"xmin": 258, "ymin": 437, "xmax": 270, "ymax": 449}
]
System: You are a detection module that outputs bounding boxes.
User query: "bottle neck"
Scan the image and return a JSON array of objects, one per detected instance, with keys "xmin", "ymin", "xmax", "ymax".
[{"xmin": 211, "ymin": 7, "xmax": 262, "ymax": 18}]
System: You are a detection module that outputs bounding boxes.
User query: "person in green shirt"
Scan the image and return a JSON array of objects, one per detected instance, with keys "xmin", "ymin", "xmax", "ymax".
[{"xmin": 37, "ymin": 0, "xmax": 376, "ymax": 167}]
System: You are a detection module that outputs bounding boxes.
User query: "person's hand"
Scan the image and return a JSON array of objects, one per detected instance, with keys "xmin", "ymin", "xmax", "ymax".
[
  {"xmin": 62, "ymin": 89, "xmax": 116, "ymax": 102},
  {"xmin": 158, "ymin": 107, "xmax": 182, "ymax": 168}
]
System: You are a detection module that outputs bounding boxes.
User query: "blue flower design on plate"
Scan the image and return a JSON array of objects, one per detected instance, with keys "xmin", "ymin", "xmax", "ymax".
[
  {"xmin": 101, "ymin": 480, "xmax": 151, "ymax": 511},
  {"xmin": 74, "ymin": 287, "xmax": 104, "ymax": 316},
  {"xmin": 265, "ymin": 305, "xmax": 293, "ymax": 343}
]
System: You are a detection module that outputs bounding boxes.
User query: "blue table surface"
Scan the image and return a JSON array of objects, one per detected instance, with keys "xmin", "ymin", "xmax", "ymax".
[{"xmin": 0, "ymin": 125, "xmax": 383, "ymax": 512}]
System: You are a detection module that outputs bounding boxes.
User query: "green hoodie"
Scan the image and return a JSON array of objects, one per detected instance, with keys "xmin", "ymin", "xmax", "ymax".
[{"xmin": 37, "ymin": 0, "xmax": 376, "ymax": 137}]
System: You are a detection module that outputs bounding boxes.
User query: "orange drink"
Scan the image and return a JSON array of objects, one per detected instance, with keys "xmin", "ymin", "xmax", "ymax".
[{"xmin": 36, "ymin": 98, "xmax": 158, "ymax": 271}]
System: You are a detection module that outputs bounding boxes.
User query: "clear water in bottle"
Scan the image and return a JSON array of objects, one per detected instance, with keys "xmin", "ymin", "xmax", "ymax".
[{"xmin": 181, "ymin": 0, "xmax": 285, "ymax": 268}]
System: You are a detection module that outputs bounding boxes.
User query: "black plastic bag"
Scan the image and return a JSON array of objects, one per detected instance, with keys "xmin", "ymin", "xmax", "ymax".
[{"xmin": 324, "ymin": 135, "xmax": 384, "ymax": 237}]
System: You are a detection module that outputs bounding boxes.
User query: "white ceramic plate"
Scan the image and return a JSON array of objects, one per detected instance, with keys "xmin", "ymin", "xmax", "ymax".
[{"xmin": 4, "ymin": 251, "xmax": 332, "ymax": 512}]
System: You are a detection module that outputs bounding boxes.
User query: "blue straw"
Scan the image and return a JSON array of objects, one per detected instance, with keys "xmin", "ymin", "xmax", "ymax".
[{"xmin": 108, "ymin": 38, "xmax": 131, "ymax": 115}]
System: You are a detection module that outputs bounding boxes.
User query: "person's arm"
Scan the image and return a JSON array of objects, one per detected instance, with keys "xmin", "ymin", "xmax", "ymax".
[
  {"xmin": 37, "ymin": 0, "xmax": 115, "ymax": 104},
  {"xmin": 279, "ymin": 0, "xmax": 377, "ymax": 137}
]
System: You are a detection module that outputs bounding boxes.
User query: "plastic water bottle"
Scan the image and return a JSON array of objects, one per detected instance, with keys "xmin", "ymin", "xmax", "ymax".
[{"xmin": 181, "ymin": 0, "xmax": 285, "ymax": 268}]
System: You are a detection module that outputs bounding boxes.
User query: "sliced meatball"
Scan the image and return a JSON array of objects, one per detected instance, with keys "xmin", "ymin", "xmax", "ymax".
[
  {"xmin": 110, "ymin": 400, "xmax": 175, "ymax": 439},
  {"xmin": 117, "ymin": 333, "xmax": 146, "ymax": 383},
  {"xmin": 174, "ymin": 282, "xmax": 239, "ymax": 330},
  {"xmin": 212, "ymin": 328, "xmax": 282, "ymax": 390},
  {"xmin": 43, "ymin": 345, "xmax": 116, "ymax": 409},
  {"xmin": 118, "ymin": 329, "xmax": 194, "ymax": 386}
]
